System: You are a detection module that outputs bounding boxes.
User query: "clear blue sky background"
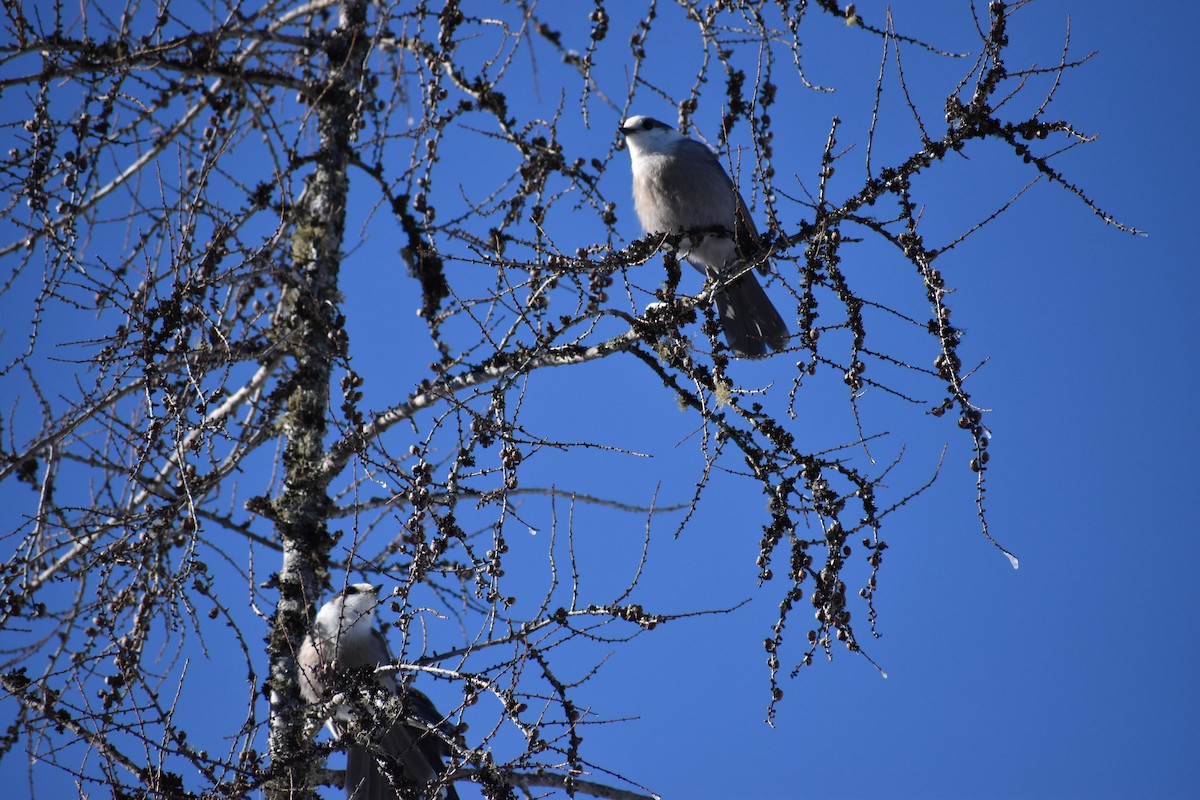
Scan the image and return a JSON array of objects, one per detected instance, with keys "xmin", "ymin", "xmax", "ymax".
[
  {"xmin": 426, "ymin": 2, "xmax": 1198, "ymax": 798},
  {"xmin": 2, "ymin": 1, "xmax": 1197, "ymax": 799}
]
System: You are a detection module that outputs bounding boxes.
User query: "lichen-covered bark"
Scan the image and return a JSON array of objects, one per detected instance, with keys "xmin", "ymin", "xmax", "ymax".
[{"xmin": 264, "ymin": 2, "xmax": 369, "ymax": 797}]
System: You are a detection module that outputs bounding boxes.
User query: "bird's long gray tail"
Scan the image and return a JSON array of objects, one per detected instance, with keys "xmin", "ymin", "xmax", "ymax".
[
  {"xmin": 714, "ymin": 269, "xmax": 789, "ymax": 357},
  {"xmin": 346, "ymin": 722, "xmax": 460, "ymax": 800}
]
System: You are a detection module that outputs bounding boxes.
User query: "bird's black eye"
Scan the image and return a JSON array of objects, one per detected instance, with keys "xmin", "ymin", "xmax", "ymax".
[{"xmin": 642, "ymin": 119, "xmax": 656, "ymax": 130}]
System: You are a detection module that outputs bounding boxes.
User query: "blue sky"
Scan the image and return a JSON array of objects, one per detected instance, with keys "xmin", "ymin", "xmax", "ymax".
[
  {"xmin": 407, "ymin": 3, "xmax": 1200, "ymax": 797},
  {"xmin": 583, "ymin": 3, "xmax": 1199, "ymax": 798},
  {"xmin": 2, "ymin": 1, "xmax": 1197, "ymax": 799}
]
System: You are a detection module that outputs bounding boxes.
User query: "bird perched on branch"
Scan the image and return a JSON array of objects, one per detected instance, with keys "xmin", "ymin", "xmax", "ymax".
[
  {"xmin": 298, "ymin": 583, "xmax": 460, "ymax": 800},
  {"xmin": 619, "ymin": 114, "xmax": 789, "ymax": 358}
]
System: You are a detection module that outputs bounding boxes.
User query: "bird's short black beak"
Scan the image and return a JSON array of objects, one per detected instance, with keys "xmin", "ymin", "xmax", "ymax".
[
  {"xmin": 372, "ymin": 583, "xmax": 384, "ymax": 596},
  {"xmin": 618, "ymin": 124, "xmax": 632, "ymax": 136}
]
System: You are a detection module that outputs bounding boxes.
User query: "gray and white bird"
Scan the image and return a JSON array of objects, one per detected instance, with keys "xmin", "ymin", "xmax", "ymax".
[
  {"xmin": 298, "ymin": 583, "xmax": 459, "ymax": 800},
  {"xmin": 619, "ymin": 115, "xmax": 789, "ymax": 357}
]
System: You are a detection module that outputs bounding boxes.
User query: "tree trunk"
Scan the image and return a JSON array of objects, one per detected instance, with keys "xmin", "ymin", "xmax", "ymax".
[{"xmin": 265, "ymin": 2, "xmax": 369, "ymax": 797}]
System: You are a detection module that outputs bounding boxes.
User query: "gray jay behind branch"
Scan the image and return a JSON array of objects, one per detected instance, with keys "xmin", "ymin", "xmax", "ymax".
[
  {"xmin": 619, "ymin": 114, "xmax": 790, "ymax": 357},
  {"xmin": 298, "ymin": 583, "xmax": 460, "ymax": 800}
]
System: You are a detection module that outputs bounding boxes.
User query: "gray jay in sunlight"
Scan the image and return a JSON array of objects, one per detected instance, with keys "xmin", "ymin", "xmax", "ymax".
[
  {"xmin": 619, "ymin": 114, "xmax": 789, "ymax": 357},
  {"xmin": 298, "ymin": 583, "xmax": 460, "ymax": 800}
]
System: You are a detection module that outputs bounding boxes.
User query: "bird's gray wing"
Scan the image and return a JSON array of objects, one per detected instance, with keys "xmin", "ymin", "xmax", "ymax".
[
  {"xmin": 671, "ymin": 143, "xmax": 785, "ymax": 355},
  {"xmin": 345, "ymin": 724, "xmax": 451, "ymax": 800},
  {"xmin": 668, "ymin": 139, "xmax": 737, "ymax": 229},
  {"xmin": 733, "ymin": 190, "xmax": 770, "ymax": 275},
  {"xmin": 406, "ymin": 686, "xmax": 459, "ymax": 746},
  {"xmin": 340, "ymin": 630, "xmax": 458, "ymax": 800},
  {"xmin": 667, "ymin": 140, "xmax": 768, "ymax": 268},
  {"xmin": 343, "ymin": 689, "xmax": 459, "ymax": 800}
]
